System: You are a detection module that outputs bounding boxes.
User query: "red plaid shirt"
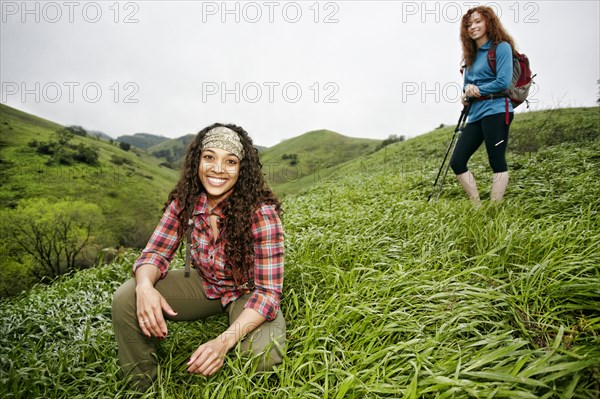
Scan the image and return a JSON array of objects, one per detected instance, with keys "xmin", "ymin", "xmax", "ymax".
[{"xmin": 133, "ymin": 192, "xmax": 284, "ymax": 321}]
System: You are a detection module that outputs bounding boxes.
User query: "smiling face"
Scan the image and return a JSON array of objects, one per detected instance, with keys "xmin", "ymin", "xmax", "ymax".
[
  {"xmin": 198, "ymin": 147, "xmax": 240, "ymax": 206},
  {"xmin": 467, "ymin": 11, "xmax": 489, "ymax": 46}
]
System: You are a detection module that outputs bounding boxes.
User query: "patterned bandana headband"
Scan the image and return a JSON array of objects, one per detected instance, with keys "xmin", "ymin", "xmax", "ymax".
[{"xmin": 201, "ymin": 126, "xmax": 245, "ymax": 160}]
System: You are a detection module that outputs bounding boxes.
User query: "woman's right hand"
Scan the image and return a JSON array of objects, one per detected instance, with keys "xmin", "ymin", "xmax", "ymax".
[{"xmin": 134, "ymin": 264, "xmax": 177, "ymax": 338}]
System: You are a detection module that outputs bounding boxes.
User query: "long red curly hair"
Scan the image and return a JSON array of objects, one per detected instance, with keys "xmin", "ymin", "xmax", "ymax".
[
  {"xmin": 166, "ymin": 123, "xmax": 281, "ymax": 286},
  {"xmin": 460, "ymin": 6, "xmax": 517, "ymax": 68}
]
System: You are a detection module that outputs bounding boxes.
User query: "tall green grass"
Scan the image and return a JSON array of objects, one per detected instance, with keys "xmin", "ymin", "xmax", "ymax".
[{"xmin": 1, "ymin": 108, "xmax": 598, "ymax": 398}]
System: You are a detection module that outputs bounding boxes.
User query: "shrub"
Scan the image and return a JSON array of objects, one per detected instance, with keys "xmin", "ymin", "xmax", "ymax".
[
  {"xmin": 65, "ymin": 125, "xmax": 87, "ymax": 137},
  {"xmin": 109, "ymin": 155, "xmax": 133, "ymax": 166},
  {"xmin": 53, "ymin": 147, "xmax": 75, "ymax": 165},
  {"xmin": 35, "ymin": 140, "xmax": 58, "ymax": 155},
  {"xmin": 119, "ymin": 142, "xmax": 131, "ymax": 151},
  {"xmin": 376, "ymin": 134, "xmax": 405, "ymax": 151},
  {"xmin": 73, "ymin": 144, "xmax": 99, "ymax": 166},
  {"xmin": 2, "ymin": 198, "xmax": 105, "ymax": 281}
]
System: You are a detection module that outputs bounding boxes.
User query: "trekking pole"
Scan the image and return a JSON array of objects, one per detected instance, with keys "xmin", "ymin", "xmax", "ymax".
[{"xmin": 427, "ymin": 102, "xmax": 471, "ymax": 202}]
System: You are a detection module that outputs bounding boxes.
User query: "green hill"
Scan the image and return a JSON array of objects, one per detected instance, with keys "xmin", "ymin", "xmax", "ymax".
[
  {"xmin": 0, "ymin": 104, "xmax": 179, "ymax": 294},
  {"xmin": 0, "ymin": 106, "xmax": 599, "ymax": 397},
  {"xmin": 146, "ymin": 134, "xmax": 196, "ymax": 169},
  {"xmin": 259, "ymin": 129, "xmax": 381, "ymax": 196},
  {"xmin": 116, "ymin": 132, "xmax": 169, "ymax": 149}
]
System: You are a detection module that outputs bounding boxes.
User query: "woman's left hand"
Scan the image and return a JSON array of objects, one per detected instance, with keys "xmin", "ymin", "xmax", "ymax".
[
  {"xmin": 464, "ymin": 84, "xmax": 480, "ymax": 98},
  {"xmin": 186, "ymin": 308, "xmax": 265, "ymax": 376},
  {"xmin": 186, "ymin": 337, "xmax": 231, "ymax": 376}
]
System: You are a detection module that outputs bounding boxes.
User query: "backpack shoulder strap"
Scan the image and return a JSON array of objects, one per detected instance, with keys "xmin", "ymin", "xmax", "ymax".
[
  {"xmin": 487, "ymin": 42, "xmax": 498, "ymax": 74},
  {"xmin": 184, "ymin": 218, "xmax": 193, "ymax": 277}
]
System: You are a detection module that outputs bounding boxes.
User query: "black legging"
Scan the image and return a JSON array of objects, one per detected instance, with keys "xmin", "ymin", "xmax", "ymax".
[{"xmin": 450, "ymin": 112, "xmax": 514, "ymax": 175}]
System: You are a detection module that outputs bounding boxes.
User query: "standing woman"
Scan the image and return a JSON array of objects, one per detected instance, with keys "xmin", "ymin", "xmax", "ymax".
[
  {"xmin": 450, "ymin": 6, "xmax": 517, "ymax": 204},
  {"xmin": 112, "ymin": 123, "xmax": 286, "ymax": 391}
]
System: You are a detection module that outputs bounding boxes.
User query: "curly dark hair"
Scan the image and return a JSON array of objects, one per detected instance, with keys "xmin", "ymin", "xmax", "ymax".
[
  {"xmin": 460, "ymin": 6, "xmax": 517, "ymax": 67},
  {"xmin": 165, "ymin": 122, "xmax": 281, "ymax": 286}
]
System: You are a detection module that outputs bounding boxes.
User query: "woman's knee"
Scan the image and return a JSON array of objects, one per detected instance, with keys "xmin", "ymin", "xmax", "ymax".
[
  {"xmin": 241, "ymin": 315, "xmax": 286, "ymax": 371},
  {"xmin": 254, "ymin": 346, "xmax": 284, "ymax": 371},
  {"xmin": 249, "ymin": 334, "xmax": 286, "ymax": 371},
  {"xmin": 449, "ymin": 155, "xmax": 467, "ymax": 175},
  {"xmin": 111, "ymin": 278, "xmax": 137, "ymax": 321},
  {"xmin": 488, "ymin": 154, "xmax": 508, "ymax": 173}
]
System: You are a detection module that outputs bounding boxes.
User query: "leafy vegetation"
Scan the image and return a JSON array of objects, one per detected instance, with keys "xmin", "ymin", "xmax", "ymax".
[
  {"xmin": 281, "ymin": 153, "xmax": 299, "ymax": 166},
  {"xmin": 28, "ymin": 127, "xmax": 100, "ymax": 166},
  {"xmin": 0, "ymin": 104, "xmax": 180, "ymax": 296},
  {"xmin": 0, "ymin": 106, "xmax": 598, "ymax": 398},
  {"xmin": 2, "ymin": 198, "xmax": 105, "ymax": 283},
  {"xmin": 118, "ymin": 141, "xmax": 131, "ymax": 152}
]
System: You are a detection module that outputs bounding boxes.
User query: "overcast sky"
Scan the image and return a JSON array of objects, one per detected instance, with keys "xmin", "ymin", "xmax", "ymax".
[{"xmin": 1, "ymin": 0, "xmax": 598, "ymax": 147}]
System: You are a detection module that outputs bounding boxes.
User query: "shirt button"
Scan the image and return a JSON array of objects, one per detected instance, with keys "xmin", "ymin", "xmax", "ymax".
[{"xmin": 210, "ymin": 255, "xmax": 214, "ymax": 260}]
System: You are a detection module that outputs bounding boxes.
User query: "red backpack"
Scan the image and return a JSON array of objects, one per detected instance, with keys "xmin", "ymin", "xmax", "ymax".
[{"xmin": 488, "ymin": 43, "xmax": 535, "ymax": 108}]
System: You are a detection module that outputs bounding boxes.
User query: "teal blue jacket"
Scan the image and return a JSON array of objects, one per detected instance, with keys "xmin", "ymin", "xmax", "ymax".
[{"xmin": 464, "ymin": 40, "xmax": 514, "ymax": 123}]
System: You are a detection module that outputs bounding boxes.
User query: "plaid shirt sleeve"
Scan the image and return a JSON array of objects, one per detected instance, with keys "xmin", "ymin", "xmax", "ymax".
[
  {"xmin": 133, "ymin": 200, "xmax": 181, "ymax": 278},
  {"xmin": 244, "ymin": 204, "xmax": 284, "ymax": 321}
]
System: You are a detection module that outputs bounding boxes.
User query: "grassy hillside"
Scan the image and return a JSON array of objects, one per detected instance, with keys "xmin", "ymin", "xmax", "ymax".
[
  {"xmin": 0, "ymin": 104, "xmax": 179, "ymax": 294},
  {"xmin": 0, "ymin": 106, "xmax": 598, "ymax": 398},
  {"xmin": 259, "ymin": 129, "xmax": 381, "ymax": 196},
  {"xmin": 116, "ymin": 133, "xmax": 170, "ymax": 149},
  {"xmin": 304, "ymin": 107, "xmax": 599, "ymax": 202},
  {"xmin": 146, "ymin": 134, "xmax": 195, "ymax": 169},
  {"xmin": 0, "ymin": 104, "xmax": 179, "ymax": 239}
]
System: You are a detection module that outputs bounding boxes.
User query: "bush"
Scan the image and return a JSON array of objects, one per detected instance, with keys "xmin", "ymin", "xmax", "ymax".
[
  {"xmin": 282, "ymin": 153, "xmax": 299, "ymax": 165},
  {"xmin": 54, "ymin": 147, "xmax": 75, "ymax": 165},
  {"xmin": 73, "ymin": 144, "xmax": 99, "ymax": 166},
  {"xmin": 31, "ymin": 134, "xmax": 99, "ymax": 166},
  {"xmin": 1, "ymin": 198, "xmax": 105, "ymax": 282},
  {"xmin": 109, "ymin": 155, "xmax": 133, "ymax": 166},
  {"xmin": 35, "ymin": 140, "xmax": 58, "ymax": 155},
  {"xmin": 65, "ymin": 125, "xmax": 87, "ymax": 137},
  {"xmin": 376, "ymin": 134, "xmax": 405, "ymax": 151},
  {"xmin": 0, "ymin": 245, "xmax": 36, "ymax": 297},
  {"xmin": 119, "ymin": 142, "xmax": 131, "ymax": 151}
]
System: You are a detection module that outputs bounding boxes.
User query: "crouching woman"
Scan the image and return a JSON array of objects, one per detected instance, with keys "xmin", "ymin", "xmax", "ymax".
[{"xmin": 111, "ymin": 123, "xmax": 286, "ymax": 391}]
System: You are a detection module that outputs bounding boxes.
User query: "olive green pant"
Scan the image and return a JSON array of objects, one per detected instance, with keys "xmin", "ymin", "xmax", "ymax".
[{"xmin": 111, "ymin": 269, "xmax": 286, "ymax": 391}]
